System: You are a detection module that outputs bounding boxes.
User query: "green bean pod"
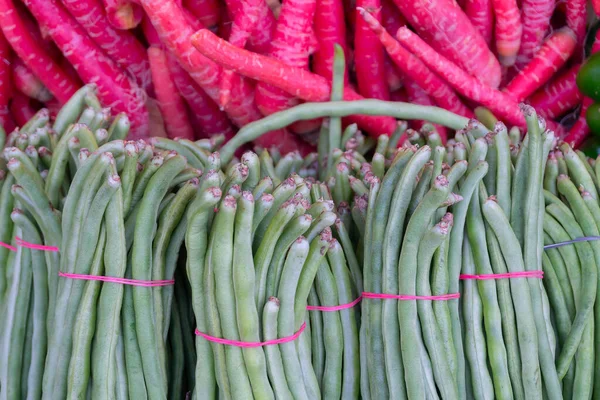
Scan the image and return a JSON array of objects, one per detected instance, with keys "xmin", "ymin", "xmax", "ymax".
[
  {"xmin": 380, "ymin": 146, "xmax": 430, "ymax": 399},
  {"xmin": 266, "ymin": 214, "xmax": 313, "ymax": 300},
  {"xmin": 66, "ymin": 225, "xmax": 107, "ymax": 399},
  {"xmin": 446, "ymin": 160, "xmax": 488, "ymax": 399},
  {"xmin": 186, "ymin": 187, "xmax": 221, "ymax": 400},
  {"xmin": 254, "ymin": 200, "xmax": 297, "ymax": 314},
  {"xmin": 151, "ymin": 137, "xmax": 204, "ymax": 169},
  {"xmin": 0, "ymin": 223, "xmax": 31, "ymax": 400},
  {"xmin": 260, "ymin": 150, "xmax": 280, "ymax": 185},
  {"xmin": 328, "ymin": 239, "xmax": 360, "ymax": 399},
  {"xmin": 10, "ymin": 211, "xmax": 47, "ymax": 400},
  {"xmin": 543, "ymin": 238, "xmax": 576, "ymax": 318},
  {"xmin": 277, "ymin": 237, "xmax": 310, "ymax": 400},
  {"xmin": 241, "ymin": 151, "xmax": 261, "ymax": 191},
  {"xmin": 417, "ymin": 215, "xmax": 459, "ymax": 400},
  {"xmin": 167, "ymin": 296, "xmax": 185, "ymax": 400},
  {"xmin": 161, "ymin": 210, "xmax": 190, "ymax": 339},
  {"xmin": 485, "ymin": 227, "xmax": 524, "ymax": 400},
  {"xmin": 252, "ymin": 176, "xmax": 274, "ymax": 200},
  {"xmin": 462, "ymin": 237, "xmax": 494, "ymax": 400},
  {"xmin": 233, "ymin": 191, "xmax": 275, "ymax": 399},
  {"xmin": 467, "ymin": 188, "xmax": 512, "ymax": 399},
  {"xmin": 262, "ymin": 298, "xmax": 293, "ymax": 400},
  {"xmin": 560, "ymin": 143, "xmax": 598, "ymax": 199},
  {"xmin": 0, "ymin": 173, "xmax": 15, "ymax": 299},
  {"xmin": 151, "ymin": 180, "xmax": 198, "ymax": 348},
  {"xmin": 314, "ymin": 259, "xmax": 343, "ymax": 399},
  {"xmin": 91, "ymin": 175, "xmax": 127, "ymax": 399},
  {"xmin": 117, "ymin": 257, "xmax": 146, "ymax": 400},
  {"xmin": 131, "ymin": 155, "xmax": 186, "ymax": 399},
  {"xmin": 253, "ymin": 178, "xmax": 296, "ymax": 245},
  {"xmin": 540, "ymin": 252, "xmax": 572, "ymax": 346},
  {"xmin": 397, "ymin": 175, "xmax": 451, "ymax": 399},
  {"xmin": 128, "ymin": 156, "xmax": 165, "ymax": 213},
  {"xmin": 482, "ymin": 198, "xmax": 542, "ymax": 399}
]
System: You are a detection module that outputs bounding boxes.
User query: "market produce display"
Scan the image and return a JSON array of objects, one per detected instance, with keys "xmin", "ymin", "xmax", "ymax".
[{"xmin": 2, "ymin": 0, "xmax": 600, "ymax": 399}]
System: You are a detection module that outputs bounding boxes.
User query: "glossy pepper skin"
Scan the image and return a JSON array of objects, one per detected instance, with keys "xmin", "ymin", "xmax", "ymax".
[
  {"xmin": 585, "ymin": 102, "xmax": 600, "ymax": 135},
  {"xmin": 577, "ymin": 52, "xmax": 600, "ymax": 101}
]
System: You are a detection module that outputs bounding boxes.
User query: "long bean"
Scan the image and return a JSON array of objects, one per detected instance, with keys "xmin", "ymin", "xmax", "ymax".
[
  {"xmin": 277, "ymin": 237, "xmax": 311, "ymax": 400},
  {"xmin": 11, "ymin": 211, "xmax": 47, "ymax": 400},
  {"xmin": 482, "ymin": 198, "xmax": 541, "ymax": 399},
  {"xmin": 417, "ymin": 216, "xmax": 459, "ymax": 400},
  {"xmin": 466, "ymin": 188, "xmax": 512, "ymax": 398},
  {"xmin": 254, "ymin": 200, "xmax": 297, "ymax": 314},
  {"xmin": 266, "ymin": 214, "xmax": 313, "ymax": 299},
  {"xmin": 0, "ymin": 224, "xmax": 31, "ymax": 400},
  {"xmin": 462, "ymin": 235, "xmax": 494, "ymax": 400},
  {"xmin": 0, "ymin": 173, "xmax": 15, "ymax": 300},
  {"xmin": 327, "ymin": 240, "xmax": 360, "ymax": 399},
  {"xmin": 262, "ymin": 298, "xmax": 293, "ymax": 400},
  {"xmin": 186, "ymin": 188, "xmax": 221, "ymax": 400},
  {"xmin": 485, "ymin": 227, "xmax": 524, "ymax": 400},
  {"xmin": 131, "ymin": 155, "xmax": 186, "ymax": 399},
  {"xmin": 233, "ymin": 191, "xmax": 274, "ymax": 400},
  {"xmin": 521, "ymin": 109, "xmax": 561, "ymax": 399},
  {"xmin": 397, "ymin": 175, "xmax": 450, "ymax": 398},
  {"xmin": 447, "ymin": 161, "xmax": 488, "ymax": 398},
  {"xmin": 313, "ymin": 259, "xmax": 343, "ymax": 399},
  {"xmin": 66, "ymin": 225, "xmax": 108, "ymax": 398},
  {"xmin": 220, "ymin": 101, "xmax": 470, "ymax": 163},
  {"xmin": 152, "ymin": 180, "xmax": 197, "ymax": 346},
  {"xmin": 380, "ymin": 146, "xmax": 430, "ymax": 399},
  {"xmin": 92, "ymin": 175, "xmax": 128, "ymax": 399}
]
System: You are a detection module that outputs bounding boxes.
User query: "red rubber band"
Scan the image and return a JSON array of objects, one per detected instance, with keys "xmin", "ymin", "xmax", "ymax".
[
  {"xmin": 15, "ymin": 236, "xmax": 59, "ymax": 252},
  {"xmin": 58, "ymin": 272, "xmax": 175, "ymax": 287},
  {"xmin": 0, "ymin": 241, "xmax": 16, "ymax": 252},
  {"xmin": 459, "ymin": 271, "xmax": 544, "ymax": 280},
  {"xmin": 306, "ymin": 296, "xmax": 362, "ymax": 311},
  {"xmin": 195, "ymin": 322, "xmax": 307, "ymax": 348},
  {"xmin": 362, "ymin": 292, "xmax": 460, "ymax": 300}
]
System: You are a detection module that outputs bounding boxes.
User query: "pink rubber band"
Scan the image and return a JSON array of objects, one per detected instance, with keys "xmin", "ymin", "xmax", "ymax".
[
  {"xmin": 362, "ymin": 292, "xmax": 460, "ymax": 300},
  {"xmin": 459, "ymin": 271, "xmax": 544, "ymax": 280},
  {"xmin": 58, "ymin": 272, "xmax": 175, "ymax": 287},
  {"xmin": 15, "ymin": 236, "xmax": 59, "ymax": 252},
  {"xmin": 0, "ymin": 241, "xmax": 16, "ymax": 252},
  {"xmin": 306, "ymin": 296, "xmax": 362, "ymax": 311},
  {"xmin": 195, "ymin": 322, "xmax": 307, "ymax": 348}
]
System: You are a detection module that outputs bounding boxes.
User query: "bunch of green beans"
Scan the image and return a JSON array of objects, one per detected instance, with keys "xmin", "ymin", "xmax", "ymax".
[
  {"xmin": 360, "ymin": 132, "xmax": 466, "ymax": 400},
  {"xmin": 359, "ymin": 104, "xmax": 600, "ymax": 400},
  {"xmin": 184, "ymin": 147, "xmax": 368, "ymax": 399},
  {"xmin": 0, "ymin": 86, "xmax": 220, "ymax": 399},
  {"xmin": 541, "ymin": 141, "xmax": 600, "ymax": 399}
]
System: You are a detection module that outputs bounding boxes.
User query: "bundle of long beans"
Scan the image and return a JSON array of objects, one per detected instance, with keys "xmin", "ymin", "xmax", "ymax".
[
  {"xmin": 0, "ymin": 85, "xmax": 221, "ymax": 399},
  {"xmin": 360, "ymin": 103, "xmax": 600, "ymax": 399}
]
